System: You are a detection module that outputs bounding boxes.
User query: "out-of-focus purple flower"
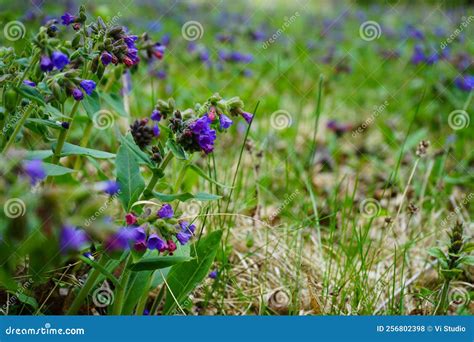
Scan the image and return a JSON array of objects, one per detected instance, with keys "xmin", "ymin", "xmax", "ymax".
[
  {"xmin": 101, "ymin": 51, "xmax": 113, "ymax": 66},
  {"xmin": 425, "ymin": 52, "xmax": 439, "ymax": 65},
  {"xmin": 23, "ymin": 159, "xmax": 46, "ymax": 185},
  {"xmin": 40, "ymin": 55, "xmax": 53, "ymax": 72},
  {"xmin": 411, "ymin": 45, "xmax": 425, "ymax": 65},
  {"xmin": 151, "ymin": 109, "xmax": 162, "ymax": 121},
  {"xmin": 124, "ymin": 35, "xmax": 138, "ymax": 48},
  {"xmin": 133, "ymin": 226, "xmax": 147, "ymax": 242},
  {"xmin": 23, "ymin": 80, "xmax": 36, "ymax": 87},
  {"xmin": 153, "ymin": 69, "xmax": 167, "ymax": 80},
  {"xmin": 153, "ymin": 44, "xmax": 165, "ymax": 59},
  {"xmin": 147, "ymin": 233, "xmax": 167, "ymax": 251},
  {"xmin": 98, "ymin": 180, "xmax": 121, "ymax": 195},
  {"xmin": 219, "ymin": 114, "xmax": 233, "ymax": 130},
  {"xmin": 60, "ymin": 225, "xmax": 88, "ymax": 253},
  {"xmin": 176, "ymin": 221, "xmax": 196, "ymax": 245},
  {"xmin": 51, "ymin": 51, "xmax": 70, "ymax": 70},
  {"xmin": 161, "ymin": 33, "xmax": 170, "ymax": 46},
  {"xmin": 105, "ymin": 227, "xmax": 137, "ymax": 251},
  {"xmin": 61, "ymin": 12, "xmax": 75, "ymax": 25},
  {"xmin": 72, "ymin": 88, "xmax": 84, "ymax": 101},
  {"xmin": 157, "ymin": 204, "xmax": 173, "ymax": 219},
  {"xmin": 250, "ymin": 30, "xmax": 265, "ymax": 41},
  {"xmin": 209, "ymin": 270, "xmax": 218, "ymax": 279},
  {"xmin": 79, "ymin": 80, "xmax": 96, "ymax": 95},
  {"xmin": 406, "ymin": 25, "xmax": 424, "ymax": 40},
  {"xmin": 454, "ymin": 75, "xmax": 474, "ymax": 92},
  {"xmin": 153, "ymin": 124, "xmax": 160, "ymax": 137},
  {"xmin": 241, "ymin": 112, "xmax": 253, "ymax": 124},
  {"xmin": 327, "ymin": 120, "xmax": 352, "ymax": 136}
]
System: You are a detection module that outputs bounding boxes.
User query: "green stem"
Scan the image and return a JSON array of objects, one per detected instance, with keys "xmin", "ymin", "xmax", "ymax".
[
  {"xmin": 50, "ymin": 101, "xmax": 81, "ymax": 165},
  {"xmin": 17, "ymin": 51, "xmax": 40, "ymax": 87},
  {"xmin": 435, "ymin": 279, "xmax": 451, "ymax": 315},
  {"xmin": 111, "ymin": 255, "xmax": 133, "ymax": 315},
  {"xmin": 67, "ymin": 255, "xmax": 108, "ymax": 315},
  {"xmin": 1, "ymin": 104, "xmax": 35, "ymax": 154},
  {"xmin": 143, "ymin": 151, "xmax": 173, "ymax": 198},
  {"xmin": 73, "ymin": 120, "xmax": 94, "ymax": 170}
]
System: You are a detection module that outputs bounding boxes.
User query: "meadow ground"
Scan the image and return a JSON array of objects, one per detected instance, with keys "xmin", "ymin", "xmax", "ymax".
[{"xmin": 0, "ymin": 0, "xmax": 472, "ymax": 316}]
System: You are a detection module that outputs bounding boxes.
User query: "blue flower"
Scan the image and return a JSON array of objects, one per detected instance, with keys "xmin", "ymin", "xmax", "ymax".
[
  {"xmin": 101, "ymin": 51, "xmax": 113, "ymax": 66},
  {"xmin": 106, "ymin": 227, "xmax": 137, "ymax": 251},
  {"xmin": 190, "ymin": 116, "xmax": 217, "ymax": 154},
  {"xmin": 209, "ymin": 270, "xmax": 218, "ymax": 279},
  {"xmin": 454, "ymin": 75, "xmax": 474, "ymax": 92},
  {"xmin": 23, "ymin": 80, "xmax": 36, "ymax": 87},
  {"xmin": 153, "ymin": 124, "xmax": 160, "ymax": 137},
  {"xmin": 157, "ymin": 204, "xmax": 173, "ymax": 219},
  {"xmin": 60, "ymin": 225, "xmax": 88, "ymax": 253},
  {"xmin": 40, "ymin": 55, "xmax": 53, "ymax": 72},
  {"xmin": 79, "ymin": 80, "xmax": 96, "ymax": 95},
  {"xmin": 61, "ymin": 12, "xmax": 75, "ymax": 26},
  {"xmin": 98, "ymin": 180, "xmax": 121, "ymax": 195},
  {"xmin": 176, "ymin": 221, "xmax": 196, "ymax": 245},
  {"xmin": 151, "ymin": 109, "xmax": 162, "ymax": 121},
  {"xmin": 219, "ymin": 114, "xmax": 233, "ymax": 130},
  {"xmin": 241, "ymin": 112, "xmax": 253, "ymax": 124},
  {"xmin": 411, "ymin": 45, "xmax": 425, "ymax": 65},
  {"xmin": 51, "ymin": 51, "xmax": 70, "ymax": 70},
  {"xmin": 23, "ymin": 159, "xmax": 46, "ymax": 185},
  {"xmin": 72, "ymin": 88, "xmax": 84, "ymax": 101},
  {"xmin": 147, "ymin": 233, "xmax": 167, "ymax": 251}
]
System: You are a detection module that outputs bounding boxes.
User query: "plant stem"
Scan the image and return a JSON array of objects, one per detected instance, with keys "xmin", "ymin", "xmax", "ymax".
[
  {"xmin": 73, "ymin": 120, "xmax": 94, "ymax": 170},
  {"xmin": 143, "ymin": 151, "xmax": 173, "ymax": 198},
  {"xmin": 1, "ymin": 104, "xmax": 35, "ymax": 154},
  {"xmin": 50, "ymin": 101, "xmax": 81, "ymax": 165},
  {"xmin": 67, "ymin": 255, "xmax": 107, "ymax": 315},
  {"xmin": 435, "ymin": 279, "xmax": 451, "ymax": 315},
  {"xmin": 111, "ymin": 255, "xmax": 133, "ymax": 315}
]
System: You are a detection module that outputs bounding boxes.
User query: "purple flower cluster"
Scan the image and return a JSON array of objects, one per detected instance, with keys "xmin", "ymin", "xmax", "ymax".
[
  {"xmin": 72, "ymin": 79, "xmax": 97, "ymax": 101},
  {"xmin": 218, "ymin": 50, "xmax": 253, "ymax": 63},
  {"xmin": 454, "ymin": 75, "xmax": 474, "ymax": 92},
  {"xmin": 189, "ymin": 115, "xmax": 217, "ymax": 154},
  {"xmin": 40, "ymin": 51, "xmax": 70, "ymax": 72}
]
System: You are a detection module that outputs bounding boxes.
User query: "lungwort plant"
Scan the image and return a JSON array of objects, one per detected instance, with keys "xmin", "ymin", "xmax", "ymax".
[{"xmin": 0, "ymin": 6, "xmax": 254, "ymax": 315}]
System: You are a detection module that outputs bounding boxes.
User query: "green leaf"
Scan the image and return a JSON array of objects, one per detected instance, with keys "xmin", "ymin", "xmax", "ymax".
[
  {"xmin": 100, "ymin": 92, "xmax": 127, "ymax": 117},
  {"xmin": 120, "ymin": 134, "xmax": 153, "ymax": 167},
  {"xmin": 14, "ymin": 85, "xmax": 45, "ymax": 106},
  {"xmin": 457, "ymin": 255, "xmax": 474, "ymax": 266},
  {"xmin": 461, "ymin": 242, "xmax": 474, "ymax": 253},
  {"xmin": 188, "ymin": 164, "xmax": 232, "ymax": 188},
  {"xmin": 79, "ymin": 255, "xmax": 120, "ymax": 288},
  {"xmin": 42, "ymin": 162, "xmax": 76, "ymax": 176},
  {"xmin": 121, "ymin": 271, "xmax": 153, "ymax": 315},
  {"xmin": 152, "ymin": 191, "xmax": 221, "ymax": 202},
  {"xmin": 26, "ymin": 150, "xmax": 53, "ymax": 160},
  {"xmin": 163, "ymin": 230, "xmax": 223, "ymax": 314},
  {"xmin": 116, "ymin": 142, "xmax": 145, "ymax": 211},
  {"xmin": 26, "ymin": 118, "xmax": 63, "ymax": 129},
  {"xmin": 166, "ymin": 139, "xmax": 187, "ymax": 160},
  {"xmin": 14, "ymin": 292, "xmax": 38, "ymax": 310},
  {"xmin": 128, "ymin": 256, "xmax": 193, "ymax": 271},
  {"xmin": 427, "ymin": 247, "xmax": 447, "ymax": 262},
  {"xmin": 53, "ymin": 142, "xmax": 115, "ymax": 159},
  {"xmin": 82, "ymin": 91, "xmax": 100, "ymax": 119}
]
